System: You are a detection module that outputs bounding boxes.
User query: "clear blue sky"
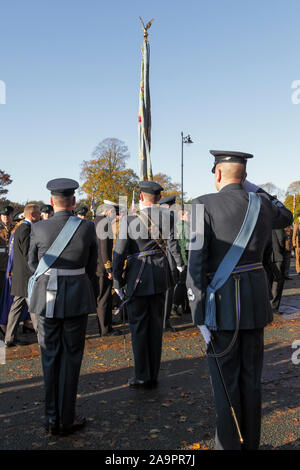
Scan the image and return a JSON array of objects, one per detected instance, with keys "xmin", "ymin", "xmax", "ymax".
[{"xmin": 0, "ymin": 0, "xmax": 299, "ymax": 204}]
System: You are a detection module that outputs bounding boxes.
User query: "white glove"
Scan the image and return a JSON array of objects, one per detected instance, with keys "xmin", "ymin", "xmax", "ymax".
[
  {"xmin": 114, "ymin": 288, "xmax": 124, "ymax": 300},
  {"xmin": 177, "ymin": 266, "xmax": 184, "ymax": 272},
  {"xmin": 197, "ymin": 325, "xmax": 211, "ymax": 344},
  {"xmin": 242, "ymin": 180, "xmax": 259, "ymax": 193}
]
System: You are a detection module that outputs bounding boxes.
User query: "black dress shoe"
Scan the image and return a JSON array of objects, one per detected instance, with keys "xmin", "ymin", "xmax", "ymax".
[
  {"xmin": 60, "ymin": 415, "xmax": 86, "ymax": 436},
  {"xmin": 44, "ymin": 419, "xmax": 59, "ymax": 436},
  {"xmin": 128, "ymin": 378, "xmax": 151, "ymax": 388}
]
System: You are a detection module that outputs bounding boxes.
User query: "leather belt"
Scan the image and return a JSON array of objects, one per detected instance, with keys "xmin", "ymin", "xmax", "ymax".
[{"xmin": 127, "ymin": 248, "xmax": 163, "ymax": 261}]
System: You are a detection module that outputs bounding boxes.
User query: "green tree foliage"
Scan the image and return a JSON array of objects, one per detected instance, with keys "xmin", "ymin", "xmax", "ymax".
[{"xmin": 80, "ymin": 138, "xmax": 139, "ymax": 208}]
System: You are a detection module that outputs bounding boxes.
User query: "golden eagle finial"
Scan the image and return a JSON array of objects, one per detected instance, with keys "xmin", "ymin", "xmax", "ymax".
[{"xmin": 139, "ymin": 17, "xmax": 154, "ymax": 40}]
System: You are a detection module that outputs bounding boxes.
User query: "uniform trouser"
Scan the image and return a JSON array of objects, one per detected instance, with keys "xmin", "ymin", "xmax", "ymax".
[
  {"xmin": 270, "ymin": 261, "xmax": 285, "ymax": 311},
  {"xmin": 284, "ymin": 251, "xmax": 292, "ymax": 277},
  {"xmin": 38, "ymin": 314, "xmax": 88, "ymax": 426},
  {"xmin": 127, "ymin": 293, "xmax": 165, "ymax": 383},
  {"xmin": 163, "ymin": 287, "xmax": 174, "ymax": 328},
  {"xmin": 207, "ymin": 328, "xmax": 264, "ymax": 450},
  {"xmin": 96, "ymin": 275, "xmax": 113, "ymax": 335},
  {"xmin": 5, "ymin": 296, "xmax": 38, "ymax": 343}
]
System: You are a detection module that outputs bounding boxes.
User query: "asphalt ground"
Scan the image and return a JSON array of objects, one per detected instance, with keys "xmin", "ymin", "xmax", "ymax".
[{"xmin": 0, "ymin": 260, "xmax": 300, "ymax": 454}]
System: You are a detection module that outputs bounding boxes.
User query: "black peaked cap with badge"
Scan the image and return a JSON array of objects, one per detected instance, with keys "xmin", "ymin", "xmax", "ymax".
[
  {"xmin": 40, "ymin": 204, "xmax": 54, "ymax": 214},
  {"xmin": 158, "ymin": 195, "xmax": 176, "ymax": 206},
  {"xmin": 139, "ymin": 181, "xmax": 164, "ymax": 195},
  {"xmin": 210, "ymin": 150, "xmax": 253, "ymax": 173},
  {"xmin": 0, "ymin": 205, "xmax": 14, "ymax": 216},
  {"xmin": 75, "ymin": 206, "xmax": 89, "ymax": 216},
  {"xmin": 13, "ymin": 212, "xmax": 25, "ymax": 222},
  {"xmin": 46, "ymin": 178, "xmax": 79, "ymax": 196}
]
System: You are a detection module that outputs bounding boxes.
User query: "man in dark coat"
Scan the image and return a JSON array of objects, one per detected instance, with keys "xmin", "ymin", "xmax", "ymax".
[
  {"xmin": 4, "ymin": 204, "xmax": 41, "ymax": 346},
  {"xmin": 269, "ymin": 228, "xmax": 286, "ymax": 313},
  {"xmin": 158, "ymin": 195, "xmax": 179, "ymax": 332},
  {"xmin": 28, "ymin": 178, "xmax": 98, "ymax": 436},
  {"xmin": 186, "ymin": 150, "xmax": 293, "ymax": 450},
  {"xmin": 94, "ymin": 201, "xmax": 121, "ymax": 337},
  {"xmin": 113, "ymin": 181, "xmax": 185, "ymax": 388}
]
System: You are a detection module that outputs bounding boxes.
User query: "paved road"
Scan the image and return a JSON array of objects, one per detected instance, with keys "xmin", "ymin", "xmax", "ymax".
[{"xmin": 0, "ymin": 261, "xmax": 300, "ymax": 451}]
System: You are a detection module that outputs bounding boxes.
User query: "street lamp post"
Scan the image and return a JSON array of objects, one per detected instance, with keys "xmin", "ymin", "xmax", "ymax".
[{"xmin": 181, "ymin": 132, "xmax": 193, "ymax": 210}]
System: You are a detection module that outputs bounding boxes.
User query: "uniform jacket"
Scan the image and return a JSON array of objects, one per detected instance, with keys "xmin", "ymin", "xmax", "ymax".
[
  {"xmin": 186, "ymin": 184, "xmax": 293, "ymax": 330},
  {"xmin": 28, "ymin": 210, "xmax": 98, "ymax": 317},
  {"xmin": 94, "ymin": 214, "xmax": 114, "ymax": 276},
  {"xmin": 0, "ymin": 222, "xmax": 15, "ymax": 272},
  {"xmin": 293, "ymin": 222, "xmax": 300, "ymax": 249},
  {"xmin": 113, "ymin": 206, "xmax": 184, "ymax": 297},
  {"xmin": 271, "ymin": 229, "xmax": 286, "ymax": 263},
  {"xmin": 10, "ymin": 221, "xmax": 32, "ymax": 298}
]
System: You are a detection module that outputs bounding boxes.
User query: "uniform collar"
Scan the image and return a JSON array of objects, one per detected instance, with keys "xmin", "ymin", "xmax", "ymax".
[
  {"xmin": 53, "ymin": 210, "xmax": 74, "ymax": 217},
  {"xmin": 219, "ymin": 183, "xmax": 244, "ymax": 192}
]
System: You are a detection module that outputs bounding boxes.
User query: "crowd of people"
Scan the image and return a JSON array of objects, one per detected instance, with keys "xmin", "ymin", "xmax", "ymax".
[
  {"xmin": 0, "ymin": 197, "xmax": 191, "ymax": 342},
  {"xmin": 0, "ymin": 153, "xmax": 298, "ymax": 448}
]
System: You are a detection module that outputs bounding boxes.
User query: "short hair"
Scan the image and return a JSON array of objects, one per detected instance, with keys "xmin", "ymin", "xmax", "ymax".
[
  {"xmin": 216, "ymin": 162, "xmax": 246, "ymax": 180},
  {"xmin": 52, "ymin": 195, "xmax": 74, "ymax": 208},
  {"xmin": 142, "ymin": 192, "xmax": 161, "ymax": 204},
  {"xmin": 24, "ymin": 204, "xmax": 40, "ymax": 218}
]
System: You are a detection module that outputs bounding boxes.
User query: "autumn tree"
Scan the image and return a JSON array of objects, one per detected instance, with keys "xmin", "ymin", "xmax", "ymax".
[
  {"xmin": 286, "ymin": 180, "xmax": 300, "ymax": 196},
  {"xmin": 153, "ymin": 173, "xmax": 183, "ymax": 200},
  {"xmin": 0, "ymin": 170, "xmax": 12, "ymax": 202},
  {"xmin": 284, "ymin": 195, "xmax": 300, "ymax": 221},
  {"xmin": 80, "ymin": 138, "xmax": 139, "ymax": 208}
]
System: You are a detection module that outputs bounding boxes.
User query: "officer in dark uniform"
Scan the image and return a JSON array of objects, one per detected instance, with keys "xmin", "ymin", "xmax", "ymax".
[
  {"xmin": 158, "ymin": 195, "xmax": 178, "ymax": 332},
  {"xmin": 113, "ymin": 181, "xmax": 184, "ymax": 388},
  {"xmin": 28, "ymin": 178, "xmax": 98, "ymax": 436},
  {"xmin": 75, "ymin": 206, "xmax": 89, "ymax": 219},
  {"xmin": 94, "ymin": 202, "xmax": 121, "ymax": 337},
  {"xmin": 0, "ymin": 205, "xmax": 15, "ymax": 297},
  {"xmin": 269, "ymin": 228, "xmax": 286, "ymax": 313},
  {"xmin": 40, "ymin": 204, "xmax": 54, "ymax": 220},
  {"xmin": 186, "ymin": 151, "xmax": 293, "ymax": 450}
]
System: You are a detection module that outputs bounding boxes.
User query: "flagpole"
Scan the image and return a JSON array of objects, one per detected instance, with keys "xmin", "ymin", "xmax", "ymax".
[{"xmin": 138, "ymin": 17, "xmax": 154, "ymax": 181}]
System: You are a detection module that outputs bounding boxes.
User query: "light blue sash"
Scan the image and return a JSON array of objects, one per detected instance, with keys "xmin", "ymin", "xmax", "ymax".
[
  {"xmin": 28, "ymin": 216, "xmax": 82, "ymax": 303},
  {"xmin": 204, "ymin": 192, "xmax": 261, "ymax": 330}
]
